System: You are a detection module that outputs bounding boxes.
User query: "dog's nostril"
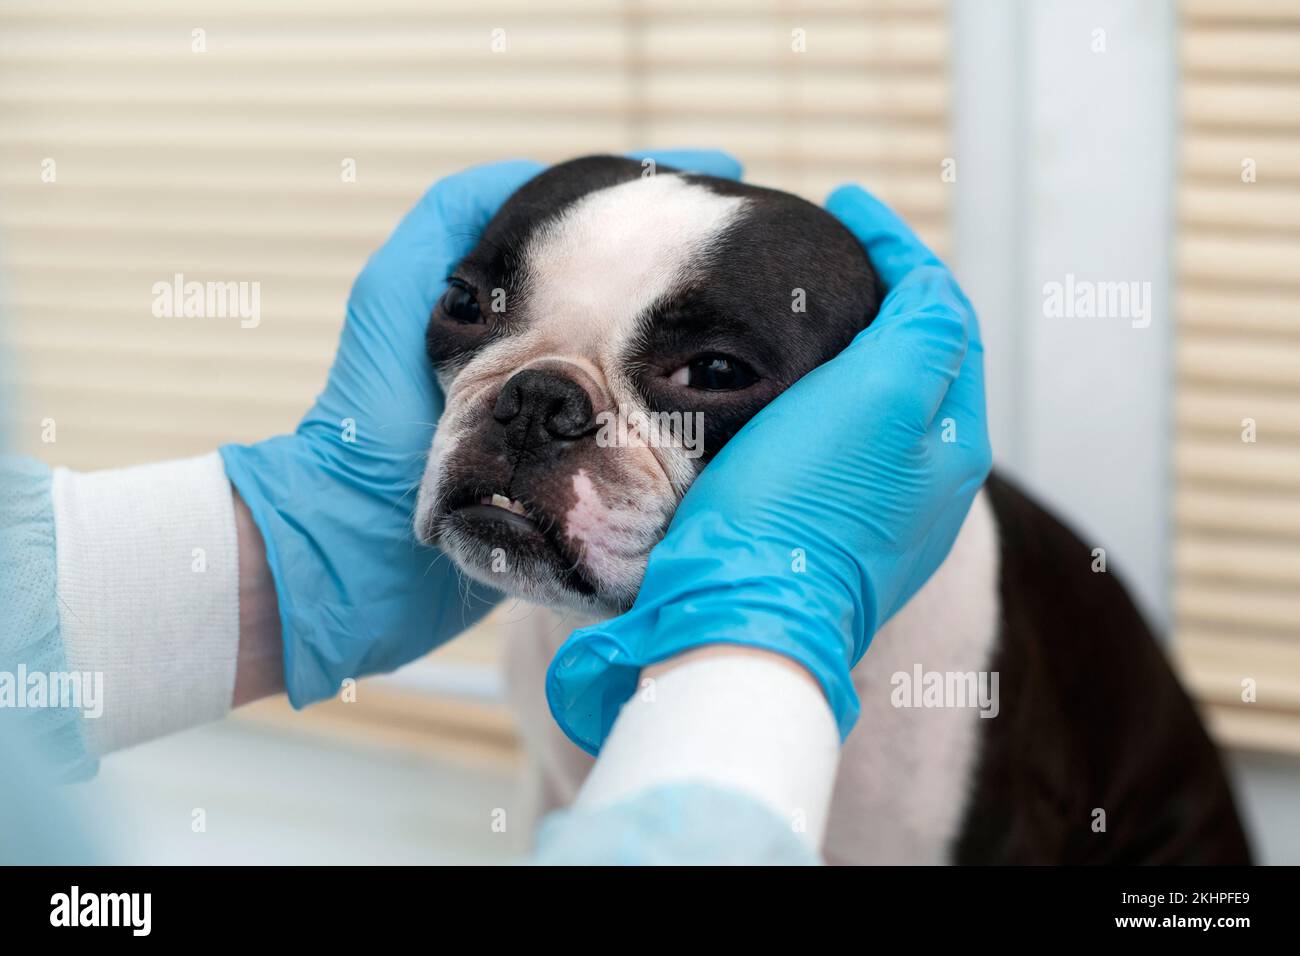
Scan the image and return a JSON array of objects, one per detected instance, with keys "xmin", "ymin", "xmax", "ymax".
[
  {"xmin": 493, "ymin": 368, "xmax": 595, "ymax": 446},
  {"xmin": 492, "ymin": 377, "xmax": 523, "ymax": 424},
  {"xmin": 544, "ymin": 393, "xmax": 593, "ymax": 439}
]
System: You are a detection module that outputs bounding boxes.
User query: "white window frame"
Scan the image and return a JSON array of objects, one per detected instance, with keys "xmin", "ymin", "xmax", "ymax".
[{"xmin": 952, "ymin": 0, "xmax": 1177, "ymax": 630}]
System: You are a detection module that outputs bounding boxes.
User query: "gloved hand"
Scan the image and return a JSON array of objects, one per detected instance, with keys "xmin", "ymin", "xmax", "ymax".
[
  {"xmin": 546, "ymin": 185, "xmax": 992, "ymax": 752},
  {"xmin": 221, "ymin": 151, "xmax": 743, "ymax": 707}
]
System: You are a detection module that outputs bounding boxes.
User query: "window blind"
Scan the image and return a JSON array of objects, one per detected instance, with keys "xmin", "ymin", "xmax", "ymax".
[
  {"xmin": 0, "ymin": 0, "xmax": 950, "ymax": 470},
  {"xmin": 1175, "ymin": 0, "xmax": 1300, "ymax": 753}
]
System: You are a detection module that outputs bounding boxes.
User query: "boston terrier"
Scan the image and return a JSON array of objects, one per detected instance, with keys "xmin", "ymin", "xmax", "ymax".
[{"xmin": 413, "ymin": 155, "xmax": 1250, "ymax": 864}]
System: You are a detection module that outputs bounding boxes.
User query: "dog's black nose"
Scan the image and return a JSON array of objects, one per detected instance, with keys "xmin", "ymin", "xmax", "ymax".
[{"xmin": 493, "ymin": 368, "xmax": 596, "ymax": 452}]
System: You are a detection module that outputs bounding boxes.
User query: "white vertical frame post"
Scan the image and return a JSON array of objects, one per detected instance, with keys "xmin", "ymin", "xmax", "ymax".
[{"xmin": 951, "ymin": 0, "xmax": 1177, "ymax": 628}]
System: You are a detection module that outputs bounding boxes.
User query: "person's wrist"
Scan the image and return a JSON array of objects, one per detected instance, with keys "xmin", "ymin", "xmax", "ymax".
[
  {"xmin": 638, "ymin": 587, "xmax": 863, "ymax": 738},
  {"xmin": 546, "ymin": 579, "xmax": 862, "ymax": 755},
  {"xmin": 231, "ymin": 485, "xmax": 284, "ymax": 706},
  {"xmin": 223, "ymin": 427, "xmax": 500, "ymax": 706},
  {"xmin": 220, "ymin": 433, "xmax": 338, "ymax": 706}
]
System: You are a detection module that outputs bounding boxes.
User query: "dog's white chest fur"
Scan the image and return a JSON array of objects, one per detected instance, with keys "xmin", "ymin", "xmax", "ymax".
[{"xmin": 501, "ymin": 490, "xmax": 1001, "ymax": 864}]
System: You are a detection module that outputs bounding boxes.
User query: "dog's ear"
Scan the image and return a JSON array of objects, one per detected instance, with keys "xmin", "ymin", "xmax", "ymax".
[
  {"xmin": 679, "ymin": 173, "xmax": 880, "ymax": 359},
  {"xmin": 814, "ymin": 202, "xmax": 882, "ymax": 339},
  {"xmin": 776, "ymin": 196, "xmax": 882, "ymax": 358}
]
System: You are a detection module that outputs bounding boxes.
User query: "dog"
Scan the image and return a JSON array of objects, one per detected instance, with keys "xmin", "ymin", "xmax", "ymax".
[{"xmin": 413, "ymin": 155, "xmax": 1251, "ymax": 864}]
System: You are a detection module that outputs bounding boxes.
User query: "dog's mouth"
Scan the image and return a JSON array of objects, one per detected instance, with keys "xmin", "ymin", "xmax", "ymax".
[
  {"xmin": 434, "ymin": 485, "xmax": 599, "ymax": 597},
  {"xmin": 458, "ymin": 492, "xmax": 534, "ymax": 530}
]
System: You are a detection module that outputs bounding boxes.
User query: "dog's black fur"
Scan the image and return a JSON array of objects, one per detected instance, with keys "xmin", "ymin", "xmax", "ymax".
[{"xmin": 961, "ymin": 475, "xmax": 1251, "ymax": 863}]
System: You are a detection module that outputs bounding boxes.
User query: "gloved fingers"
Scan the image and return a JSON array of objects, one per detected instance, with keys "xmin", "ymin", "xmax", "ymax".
[
  {"xmin": 921, "ymin": 329, "xmax": 993, "ymax": 483},
  {"xmin": 350, "ymin": 159, "xmax": 545, "ymax": 313},
  {"xmin": 880, "ymin": 258, "xmax": 983, "ymax": 350},
  {"xmin": 825, "ymin": 183, "xmax": 944, "ymax": 290},
  {"xmin": 624, "ymin": 148, "xmax": 744, "ymax": 181},
  {"xmin": 883, "ymin": 343, "xmax": 991, "ymax": 615},
  {"xmin": 317, "ymin": 161, "xmax": 544, "ymax": 434},
  {"xmin": 828, "ymin": 266, "xmax": 971, "ymax": 434},
  {"xmin": 422, "ymin": 158, "xmax": 549, "ymax": 255},
  {"xmin": 340, "ymin": 157, "xmax": 543, "ymax": 369}
]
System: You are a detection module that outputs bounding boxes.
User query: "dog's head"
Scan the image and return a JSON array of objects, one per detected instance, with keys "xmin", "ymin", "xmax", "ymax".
[{"xmin": 414, "ymin": 156, "xmax": 879, "ymax": 615}]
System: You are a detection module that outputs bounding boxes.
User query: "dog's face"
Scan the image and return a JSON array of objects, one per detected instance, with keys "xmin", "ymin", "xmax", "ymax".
[{"xmin": 414, "ymin": 156, "xmax": 878, "ymax": 616}]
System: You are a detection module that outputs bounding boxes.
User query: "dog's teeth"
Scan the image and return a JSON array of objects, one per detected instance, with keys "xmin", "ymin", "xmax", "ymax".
[{"xmin": 484, "ymin": 493, "xmax": 529, "ymax": 519}]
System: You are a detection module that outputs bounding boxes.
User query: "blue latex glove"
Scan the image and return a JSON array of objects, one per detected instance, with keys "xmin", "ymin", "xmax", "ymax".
[
  {"xmin": 221, "ymin": 152, "xmax": 743, "ymax": 707},
  {"xmin": 547, "ymin": 185, "xmax": 992, "ymax": 753}
]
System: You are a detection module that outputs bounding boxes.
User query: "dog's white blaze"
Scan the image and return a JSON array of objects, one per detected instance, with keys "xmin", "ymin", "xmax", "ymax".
[{"xmin": 521, "ymin": 173, "xmax": 748, "ymax": 358}]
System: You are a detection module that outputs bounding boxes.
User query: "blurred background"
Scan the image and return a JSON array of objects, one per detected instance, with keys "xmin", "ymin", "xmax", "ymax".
[{"xmin": 1, "ymin": 0, "xmax": 1297, "ymax": 863}]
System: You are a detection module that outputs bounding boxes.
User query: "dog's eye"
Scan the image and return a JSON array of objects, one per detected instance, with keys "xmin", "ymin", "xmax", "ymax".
[
  {"xmin": 440, "ymin": 280, "xmax": 483, "ymax": 324},
  {"xmin": 668, "ymin": 354, "xmax": 757, "ymax": 391}
]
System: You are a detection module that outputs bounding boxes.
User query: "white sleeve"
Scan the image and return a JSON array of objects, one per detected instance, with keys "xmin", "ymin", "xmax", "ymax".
[
  {"xmin": 573, "ymin": 654, "xmax": 842, "ymax": 853},
  {"xmin": 51, "ymin": 452, "xmax": 240, "ymax": 757}
]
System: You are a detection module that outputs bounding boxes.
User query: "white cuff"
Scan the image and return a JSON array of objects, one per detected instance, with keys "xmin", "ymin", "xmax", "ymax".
[
  {"xmin": 51, "ymin": 452, "xmax": 240, "ymax": 757},
  {"xmin": 574, "ymin": 655, "xmax": 841, "ymax": 852}
]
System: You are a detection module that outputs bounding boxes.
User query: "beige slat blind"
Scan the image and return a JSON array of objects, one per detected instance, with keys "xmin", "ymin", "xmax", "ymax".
[
  {"xmin": 0, "ymin": 1, "xmax": 950, "ymax": 722},
  {"xmin": 1175, "ymin": 0, "xmax": 1300, "ymax": 754},
  {"xmin": 0, "ymin": 0, "xmax": 950, "ymax": 470}
]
